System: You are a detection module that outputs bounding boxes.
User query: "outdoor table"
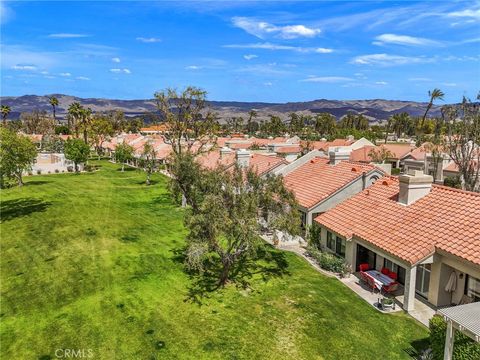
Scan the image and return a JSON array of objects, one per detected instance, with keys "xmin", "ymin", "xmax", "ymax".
[{"xmin": 365, "ymin": 270, "xmax": 394, "ymax": 291}]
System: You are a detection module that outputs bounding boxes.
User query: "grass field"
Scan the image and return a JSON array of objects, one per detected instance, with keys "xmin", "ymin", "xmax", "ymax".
[{"xmin": 0, "ymin": 161, "xmax": 429, "ymax": 359}]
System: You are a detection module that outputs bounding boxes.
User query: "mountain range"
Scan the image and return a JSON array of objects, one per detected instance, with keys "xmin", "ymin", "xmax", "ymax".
[{"xmin": 0, "ymin": 94, "xmax": 442, "ymax": 123}]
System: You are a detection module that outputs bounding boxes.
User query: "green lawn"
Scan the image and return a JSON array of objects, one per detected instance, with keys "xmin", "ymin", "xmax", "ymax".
[{"xmin": 0, "ymin": 161, "xmax": 428, "ymax": 359}]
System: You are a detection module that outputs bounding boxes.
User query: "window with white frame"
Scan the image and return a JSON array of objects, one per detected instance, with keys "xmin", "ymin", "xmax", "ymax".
[{"xmin": 465, "ymin": 275, "xmax": 480, "ymax": 301}]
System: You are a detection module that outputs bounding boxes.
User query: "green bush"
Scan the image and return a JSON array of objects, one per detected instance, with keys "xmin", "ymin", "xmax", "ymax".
[
  {"xmin": 429, "ymin": 315, "xmax": 480, "ymax": 360},
  {"xmin": 391, "ymin": 168, "xmax": 401, "ymax": 175},
  {"xmin": 306, "ymin": 245, "xmax": 350, "ymax": 275}
]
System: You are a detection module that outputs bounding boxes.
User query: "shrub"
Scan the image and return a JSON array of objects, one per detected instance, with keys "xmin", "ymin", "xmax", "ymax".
[
  {"xmin": 391, "ymin": 168, "xmax": 401, "ymax": 175},
  {"xmin": 55, "ymin": 169, "xmax": 60, "ymax": 173},
  {"xmin": 306, "ymin": 245, "xmax": 350, "ymax": 274},
  {"xmin": 444, "ymin": 176, "xmax": 462, "ymax": 189},
  {"xmin": 47, "ymin": 171, "xmax": 51, "ymax": 174},
  {"xmin": 36, "ymin": 169, "xmax": 42, "ymax": 175},
  {"xmin": 67, "ymin": 166, "xmax": 74, "ymax": 172},
  {"xmin": 429, "ymin": 315, "xmax": 480, "ymax": 360}
]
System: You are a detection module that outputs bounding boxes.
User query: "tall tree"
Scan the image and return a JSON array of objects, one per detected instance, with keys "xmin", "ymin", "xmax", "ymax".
[
  {"xmin": 20, "ymin": 110, "xmax": 55, "ymax": 135},
  {"xmin": 443, "ymin": 96, "xmax": 480, "ymax": 192},
  {"xmin": 114, "ymin": 143, "xmax": 134, "ymax": 172},
  {"xmin": 67, "ymin": 102, "xmax": 83, "ymax": 137},
  {"xmin": 421, "ymin": 88, "xmax": 444, "ymax": 126},
  {"xmin": 154, "ymin": 86, "xmax": 217, "ymax": 157},
  {"xmin": 140, "ymin": 142, "xmax": 156, "ymax": 185},
  {"xmin": 64, "ymin": 138, "xmax": 90, "ymax": 173},
  {"xmin": 0, "ymin": 128, "xmax": 37, "ymax": 187},
  {"xmin": 49, "ymin": 96, "xmax": 59, "ymax": 123},
  {"xmin": 182, "ymin": 159, "xmax": 300, "ymax": 286},
  {"xmin": 247, "ymin": 109, "xmax": 257, "ymax": 134},
  {"xmin": 368, "ymin": 146, "xmax": 394, "ymax": 163},
  {"xmin": 89, "ymin": 114, "xmax": 114, "ymax": 158},
  {"xmin": 79, "ymin": 107, "xmax": 93, "ymax": 144},
  {"xmin": 314, "ymin": 113, "xmax": 337, "ymax": 137},
  {"xmin": 1, "ymin": 105, "xmax": 11, "ymax": 125}
]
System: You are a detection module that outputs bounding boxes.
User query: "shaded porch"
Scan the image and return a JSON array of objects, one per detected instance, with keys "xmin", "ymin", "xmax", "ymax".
[{"xmin": 341, "ymin": 272, "xmax": 436, "ymax": 326}]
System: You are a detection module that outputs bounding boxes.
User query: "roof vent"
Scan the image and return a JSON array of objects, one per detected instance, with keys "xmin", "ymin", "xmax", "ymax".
[
  {"xmin": 398, "ymin": 170, "xmax": 433, "ymax": 206},
  {"xmin": 220, "ymin": 146, "xmax": 232, "ymax": 158},
  {"xmin": 236, "ymin": 149, "xmax": 250, "ymax": 168}
]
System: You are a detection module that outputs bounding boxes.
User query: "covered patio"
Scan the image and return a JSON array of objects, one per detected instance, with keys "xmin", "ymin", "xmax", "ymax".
[
  {"xmin": 341, "ymin": 272, "xmax": 436, "ymax": 326},
  {"xmin": 437, "ymin": 302, "xmax": 480, "ymax": 360}
]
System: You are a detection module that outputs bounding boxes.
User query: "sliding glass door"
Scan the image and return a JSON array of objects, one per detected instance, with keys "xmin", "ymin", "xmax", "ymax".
[{"xmin": 415, "ymin": 264, "xmax": 431, "ymax": 298}]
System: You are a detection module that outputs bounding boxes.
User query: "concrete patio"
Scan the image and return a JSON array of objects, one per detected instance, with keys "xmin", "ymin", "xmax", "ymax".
[{"xmin": 341, "ymin": 273, "xmax": 436, "ymax": 326}]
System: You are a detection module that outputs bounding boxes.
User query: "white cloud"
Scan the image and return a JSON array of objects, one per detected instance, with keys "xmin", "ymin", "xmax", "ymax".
[
  {"xmin": 263, "ymin": 81, "xmax": 273, "ymax": 86},
  {"xmin": 59, "ymin": 72, "xmax": 71, "ymax": 77},
  {"xmin": 301, "ymin": 76, "xmax": 354, "ymax": 83},
  {"xmin": 351, "ymin": 53, "xmax": 433, "ymax": 66},
  {"xmin": 243, "ymin": 54, "xmax": 258, "ymax": 60},
  {"xmin": 0, "ymin": 2, "xmax": 14, "ymax": 24},
  {"xmin": 375, "ymin": 81, "xmax": 388, "ymax": 85},
  {"xmin": 443, "ymin": 82, "xmax": 457, "ymax": 87},
  {"xmin": 136, "ymin": 37, "xmax": 161, "ymax": 43},
  {"xmin": 447, "ymin": 9, "xmax": 480, "ymax": 20},
  {"xmin": 11, "ymin": 64, "xmax": 37, "ymax": 71},
  {"xmin": 76, "ymin": 76, "xmax": 90, "ymax": 81},
  {"xmin": 111, "ymin": 57, "xmax": 121, "ymax": 63},
  {"xmin": 373, "ymin": 33, "xmax": 441, "ymax": 46},
  {"xmin": 110, "ymin": 68, "xmax": 131, "ymax": 74},
  {"xmin": 48, "ymin": 33, "xmax": 89, "ymax": 38},
  {"xmin": 40, "ymin": 70, "xmax": 49, "ymax": 75},
  {"xmin": 231, "ymin": 17, "xmax": 321, "ymax": 39},
  {"xmin": 224, "ymin": 42, "xmax": 333, "ymax": 53},
  {"xmin": 185, "ymin": 65, "xmax": 202, "ymax": 70},
  {"xmin": 408, "ymin": 77, "xmax": 432, "ymax": 82}
]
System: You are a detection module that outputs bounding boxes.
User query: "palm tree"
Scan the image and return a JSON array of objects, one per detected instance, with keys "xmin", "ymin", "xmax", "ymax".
[
  {"xmin": 421, "ymin": 88, "xmax": 444, "ymax": 126},
  {"xmin": 1, "ymin": 105, "xmax": 11, "ymax": 125},
  {"xmin": 247, "ymin": 109, "xmax": 257, "ymax": 134},
  {"xmin": 49, "ymin": 96, "xmax": 59, "ymax": 123},
  {"xmin": 79, "ymin": 107, "xmax": 93, "ymax": 144},
  {"xmin": 68, "ymin": 102, "xmax": 83, "ymax": 137}
]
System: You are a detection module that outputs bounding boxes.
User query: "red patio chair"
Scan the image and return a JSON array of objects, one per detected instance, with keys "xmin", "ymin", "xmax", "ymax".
[
  {"xmin": 359, "ymin": 271, "xmax": 369, "ymax": 284},
  {"xmin": 388, "ymin": 271, "xmax": 398, "ymax": 280},
  {"xmin": 382, "ymin": 281, "xmax": 399, "ymax": 295},
  {"xmin": 381, "ymin": 267, "xmax": 390, "ymax": 275},
  {"xmin": 359, "ymin": 263, "xmax": 370, "ymax": 272},
  {"xmin": 366, "ymin": 274, "xmax": 377, "ymax": 293}
]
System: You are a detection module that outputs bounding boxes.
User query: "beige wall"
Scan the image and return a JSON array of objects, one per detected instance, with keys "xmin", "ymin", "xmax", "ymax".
[{"xmin": 428, "ymin": 252, "xmax": 480, "ymax": 307}]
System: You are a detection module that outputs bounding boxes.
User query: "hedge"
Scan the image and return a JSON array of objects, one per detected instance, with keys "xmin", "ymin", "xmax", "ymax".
[{"xmin": 429, "ymin": 315, "xmax": 480, "ymax": 360}]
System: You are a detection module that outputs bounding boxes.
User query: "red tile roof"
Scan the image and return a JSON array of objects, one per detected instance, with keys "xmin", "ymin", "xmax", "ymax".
[
  {"xmin": 302, "ymin": 139, "xmax": 354, "ymax": 151},
  {"xmin": 283, "ymin": 157, "xmax": 379, "ymax": 209},
  {"xmin": 275, "ymin": 145, "xmax": 302, "ymax": 154},
  {"xmin": 315, "ymin": 178, "xmax": 480, "ymax": 266},
  {"xmin": 349, "ymin": 145, "xmax": 376, "ymax": 162},
  {"xmin": 196, "ymin": 150, "xmax": 286, "ymax": 175},
  {"xmin": 380, "ymin": 143, "xmax": 415, "ymax": 159}
]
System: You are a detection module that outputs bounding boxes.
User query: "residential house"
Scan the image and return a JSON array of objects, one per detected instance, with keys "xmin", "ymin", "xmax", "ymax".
[
  {"xmin": 279, "ymin": 150, "xmax": 384, "ymax": 229},
  {"xmin": 314, "ymin": 170, "xmax": 480, "ymax": 312}
]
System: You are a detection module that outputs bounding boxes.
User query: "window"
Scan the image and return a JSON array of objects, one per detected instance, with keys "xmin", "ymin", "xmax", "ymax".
[
  {"xmin": 326, "ymin": 231, "xmax": 334, "ymax": 251},
  {"xmin": 465, "ymin": 275, "xmax": 480, "ymax": 301},
  {"xmin": 335, "ymin": 237, "xmax": 346, "ymax": 258},
  {"xmin": 384, "ymin": 259, "xmax": 398, "ymax": 273}
]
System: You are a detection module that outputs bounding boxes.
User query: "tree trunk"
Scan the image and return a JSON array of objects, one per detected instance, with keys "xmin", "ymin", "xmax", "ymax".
[
  {"xmin": 146, "ymin": 172, "xmax": 151, "ymax": 185},
  {"xmin": 218, "ymin": 259, "xmax": 231, "ymax": 287},
  {"xmin": 121, "ymin": 164, "xmax": 125, "ymax": 172},
  {"xmin": 16, "ymin": 173, "xmax": 23, "ymax": 187},
  {"xmin": 74, "ymin": 162, "xmax": 79, "ymax": 173},
  {"xmin": 83, "ymin": 129, "xmax": 88, "ymax": 144}
]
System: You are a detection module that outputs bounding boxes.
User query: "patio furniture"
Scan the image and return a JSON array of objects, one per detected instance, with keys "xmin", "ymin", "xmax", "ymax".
[
  {"xmin": 388, "ymin": 271, "xmax": 398, "ymax": 280},
  {"xmin": 381, "ymin": 267, "xmax": 390, "ymax": 275},
  {"xmin": 380, "ymin": 297, "xmax": 396, "ymax": 311},
  {"xmin": 359, "ymin": 263, "xmax": 370, "ymax": 272},
  {"xmin": 366, "ymin": 274, "xmax": 377, "ymax": 293},
  {"xmin": 382, "ymin": 281, "xmax": 399, "ymax": 295},
  {"xmin": 359, "ymin": 271, "xmax": 369, "ymax": 285},
  {"xmin": 365, "ymin": 270, "xmax": 395, "ymax": 292}
]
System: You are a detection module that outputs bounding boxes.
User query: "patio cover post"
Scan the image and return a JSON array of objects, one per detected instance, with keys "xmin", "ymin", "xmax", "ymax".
[
  {"xmin": 443, "ymin": 320, "xmax": 455, "ymax": 360},
  {"xmin": 403, "ymin": 265, "xmax": 417, "ymax": 312}
]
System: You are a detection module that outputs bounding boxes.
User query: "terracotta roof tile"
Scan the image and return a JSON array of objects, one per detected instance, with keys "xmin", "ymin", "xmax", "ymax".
[
  {"xmin": 315, "ymin": 178, "xmax": 480, "ymax": 266},
  {"xmin": 283, "ymin": 157, "xmax": 379, "ymax": 209}
]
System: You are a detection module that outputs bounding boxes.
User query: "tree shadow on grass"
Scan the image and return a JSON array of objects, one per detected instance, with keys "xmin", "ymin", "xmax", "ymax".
[
  {"xmin": 171, "ymin": 244, "xmax": 290, "ymax": 305},
  {"xmin": 24, "ymin": 180, "xmax": 51, "ymax": 186},
  {"xmin": 404, "ymin": 337, "xmax": 430, "ymax": 358},
  {"xmin": 0, "ymin": 198, "xmax": 51, "ymax": 222}
]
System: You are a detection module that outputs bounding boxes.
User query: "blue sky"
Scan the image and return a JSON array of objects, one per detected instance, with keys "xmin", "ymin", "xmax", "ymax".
[{"xmin": 1, "ymin": 1, "xmax": 479, "ymax": 102}]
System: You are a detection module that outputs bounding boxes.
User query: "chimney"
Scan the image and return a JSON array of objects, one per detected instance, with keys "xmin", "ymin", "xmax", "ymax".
[
  {"xmin": 398, "ymin": 170, "xmax": 433, "ymax": 206},
  {"xmin": 220, "ymin": 146, "xmax": 232, "ymax": 158},
  {"xmin": 236, "ymin": 149, "xmax": 250, "ymax": 168},
  {"xmin": 346, "ymin": 135, "xmax": 354, "ymax": 142},
  {"xmin": 329, "ymin": 149, "xmax": 350, "ymax": 165}
]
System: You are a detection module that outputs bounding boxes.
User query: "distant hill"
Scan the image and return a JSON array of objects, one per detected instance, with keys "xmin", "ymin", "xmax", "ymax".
[{"xmin": 0, "ymin": 94, "xmax": 442, "ymax": 123}]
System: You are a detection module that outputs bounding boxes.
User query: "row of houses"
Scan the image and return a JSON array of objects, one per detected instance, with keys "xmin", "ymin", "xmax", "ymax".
[{"xmin": 193, "ymin": 140, "xmax": 479, "ymax": 315}]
